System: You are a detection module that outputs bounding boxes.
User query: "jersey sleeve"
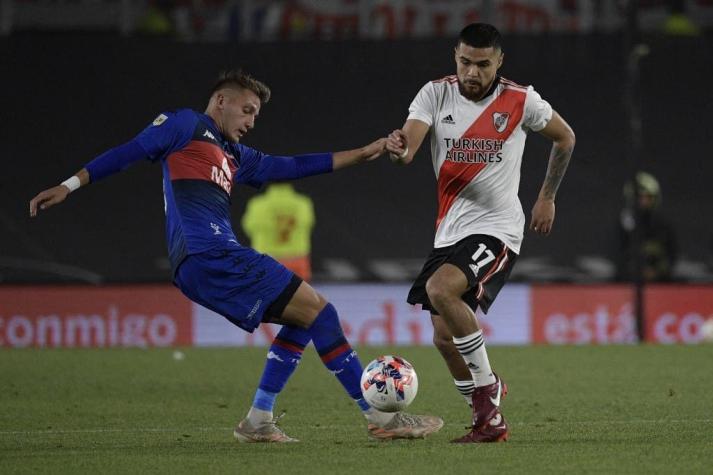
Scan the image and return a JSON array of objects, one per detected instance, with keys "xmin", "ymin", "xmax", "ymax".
[
  {"xmin": 406, "ymin": 82, "xmax": 438, "ymax": 126},
  {"xmin": 233, "ymin": 145, "xmax": 270, "ymax": 188},
  {"xmin": 522, "ymin": 86, "xmax": 553, "ymax": 132},
  {"xmin": 84, "ymin": 140, "xmax": 149, "ymax": 183},
  {"xmin": 234, "ymin": 144, "xmax": 332, "ymax": 188},
  {"xmin": 134, "ymin": 109, "xmax": 196, "ymax": 161}
]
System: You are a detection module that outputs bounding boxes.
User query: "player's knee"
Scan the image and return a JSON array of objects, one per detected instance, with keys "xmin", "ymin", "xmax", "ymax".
[
  {"xmin": 314, "ymin": 292, "xmax": 329, "ymax": 314},
  {"xmin": 299, "ymin": 283, "xmax": 327, "ymax": 311},
  {"xmin": 302, "ymin": 294, "xmax": 329, "ymax": 325},
  {"xmin": 282, "ymin": 283, "xmax": 328, "ymax": 328},
  {"xmin": 425, "ymin": 277, "xmax": 454, "ymax": 307}
]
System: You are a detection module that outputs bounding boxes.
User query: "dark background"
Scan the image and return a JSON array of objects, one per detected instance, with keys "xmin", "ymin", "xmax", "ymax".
[{"xmin": 2, "ymin": 33, "xmax": 712, "ymax": 283}]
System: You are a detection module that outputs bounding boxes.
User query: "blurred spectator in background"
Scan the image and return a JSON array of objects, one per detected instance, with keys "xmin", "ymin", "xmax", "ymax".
[
  {"xmin": 242, "ymin": 183, "xmax": 315, "ymax": 281},
  {"xmin": 662, "ymin": 0, "xmax": 700, "ymax": 36},
  {"xmin": 137, "ymin": 1, "xmax": 174, "ymax": 35},
  {"xmin": 616, "ymin": 171, "xmax": 677, "ymax": 282}
]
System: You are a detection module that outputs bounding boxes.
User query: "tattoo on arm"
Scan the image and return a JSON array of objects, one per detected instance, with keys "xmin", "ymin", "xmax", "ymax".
[{"xmin": 541, "ymin": 143, "xmax": 573, "ymax": 200}]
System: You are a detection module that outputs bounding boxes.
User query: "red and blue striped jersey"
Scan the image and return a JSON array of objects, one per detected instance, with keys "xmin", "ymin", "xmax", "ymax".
[{"xmin": 135, "ymin": 109, "xmax": 279, "ymax": 273}]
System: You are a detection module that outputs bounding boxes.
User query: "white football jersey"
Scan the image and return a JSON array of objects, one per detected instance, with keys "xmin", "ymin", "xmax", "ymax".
[{"xmin": 407, "ymin": 76, "xmax": 552, "ymax": 254}]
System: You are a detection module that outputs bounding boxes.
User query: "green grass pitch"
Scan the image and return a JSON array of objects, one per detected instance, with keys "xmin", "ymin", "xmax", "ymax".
[{"xmin": 2, "ymin": 345, "xmax": 712, "ymax": 474}]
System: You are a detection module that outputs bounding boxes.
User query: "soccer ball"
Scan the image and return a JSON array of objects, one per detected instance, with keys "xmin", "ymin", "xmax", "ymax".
[{"xmin": 360, "ymin": 355, "xmax": 418, "ymax": 412}]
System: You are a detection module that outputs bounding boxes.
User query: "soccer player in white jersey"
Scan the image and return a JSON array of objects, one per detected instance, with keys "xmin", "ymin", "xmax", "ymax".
[{"xmin": 386, "ymin": 23, "xmax": 575, "ymax": 443}]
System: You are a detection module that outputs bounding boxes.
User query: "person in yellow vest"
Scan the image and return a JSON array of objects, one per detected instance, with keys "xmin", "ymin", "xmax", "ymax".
[
  {"xmin": 242, "ymin": 183, "xmax": 315, "ymax": 281},
  {"xmin": 662, "ymin": 0, "xmax": 700, "ymax": 36}
]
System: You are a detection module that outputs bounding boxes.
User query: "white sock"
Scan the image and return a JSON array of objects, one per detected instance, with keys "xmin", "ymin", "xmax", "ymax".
[
  {"xmin": 454, "ymin": 379, "xmax": 475, "ymax": 406},
  {"xmin": 363, "ymin": 407, "xmax": 396, "ymax": 426},
  {"xmin": 247, "ymin": 407, "xmax": 272, "ymax": 427},
  {"xmin": 453, "ymin": 330, "xmax": 496, "ymax": 387}
]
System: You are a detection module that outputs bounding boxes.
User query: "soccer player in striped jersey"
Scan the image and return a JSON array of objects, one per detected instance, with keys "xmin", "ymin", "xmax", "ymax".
[
  {"xmin": 29, "ymin": 70, "xmax": 443, "ymax": 442},
  {"xmin": 386, "ymin": 24, "xmax": 575, "ymax": 443}
]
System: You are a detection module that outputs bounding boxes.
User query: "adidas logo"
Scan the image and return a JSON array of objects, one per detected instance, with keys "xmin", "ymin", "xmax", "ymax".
[{"xmin": 441, "ymin": 114, "xmax": 455, "ymax": 124}]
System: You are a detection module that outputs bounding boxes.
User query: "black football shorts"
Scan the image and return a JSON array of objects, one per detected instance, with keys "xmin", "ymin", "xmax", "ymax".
[{"xmin": 407, "ymin": 234, "xmax": 517, "ymax": 315}]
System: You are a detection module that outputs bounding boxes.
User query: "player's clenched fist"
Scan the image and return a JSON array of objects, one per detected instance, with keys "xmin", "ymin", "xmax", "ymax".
[{"xmin": 386, "ymin": 129, "xmax": 408, "ymax": 161}]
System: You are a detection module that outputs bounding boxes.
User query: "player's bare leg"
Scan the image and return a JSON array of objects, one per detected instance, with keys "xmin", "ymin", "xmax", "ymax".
[
  {"xmin": 426, "ymin": 264, "xmax": 479, "ymax": 335},
  {"xmin": 426, "ymin": 264, "xmax": 509, "ymax": 443}
]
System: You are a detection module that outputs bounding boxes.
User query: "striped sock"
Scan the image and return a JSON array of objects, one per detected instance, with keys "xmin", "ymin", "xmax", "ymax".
[
  {"xmin": 309, "ymin": 303, "xmax": 370, "ymax": 411},
  {"xmin": 454, "ymin": 379, "xmax": 475, "ymax": 406},
  {"xmin": 452, "ymin": 330, "xmax": 496, "ymax": 387}
]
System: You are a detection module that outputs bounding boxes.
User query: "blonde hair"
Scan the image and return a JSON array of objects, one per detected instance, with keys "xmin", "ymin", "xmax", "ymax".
[{"xmin": 211, "ymin": 69, "xmax": 271, "ymax": 103}]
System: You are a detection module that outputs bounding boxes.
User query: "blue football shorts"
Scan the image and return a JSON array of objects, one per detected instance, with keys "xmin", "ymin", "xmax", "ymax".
[{"xmin": 174, "ymin": 247, "xmax": 302, "ymax": 332}]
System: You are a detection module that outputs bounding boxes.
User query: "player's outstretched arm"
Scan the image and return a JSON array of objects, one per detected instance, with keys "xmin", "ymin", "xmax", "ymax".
[
  {"xmin": 244, "ymin": 138, "xmax": 387, "ymax": 185},
  {"xmin": 29, "ymin": 138, "xmax": 150, "ymax": 217},
  {"xmin": 530, "ymin": 111, "xmax": 576, "ymax": 236},
  {"xmin": 29, "ymin": 168, "xmax": 90, "ymax": 217},
  {"xmin": 385, "ymin": 119, "xmax": 429, "ymax": 165},
  {"xmin": 331, "ymin": 138, "xmax": 387, "ymax": 170}
]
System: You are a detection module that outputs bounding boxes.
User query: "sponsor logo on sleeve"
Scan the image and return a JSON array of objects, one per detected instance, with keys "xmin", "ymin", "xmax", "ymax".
[{"xmin": 153, "ymin": 114, "xmax": 168, "ymax": 126}]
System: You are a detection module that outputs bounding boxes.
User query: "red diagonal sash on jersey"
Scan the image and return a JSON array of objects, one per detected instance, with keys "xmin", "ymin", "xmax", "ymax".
[{"xmin": 435, "ymin": 87, "xmax": 527, "ymax": 229}]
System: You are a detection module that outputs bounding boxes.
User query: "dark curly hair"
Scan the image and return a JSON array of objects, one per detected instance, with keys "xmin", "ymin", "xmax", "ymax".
[{"xmin": 458, "ymin": 23, "xmax": 502, "ymax": 51}]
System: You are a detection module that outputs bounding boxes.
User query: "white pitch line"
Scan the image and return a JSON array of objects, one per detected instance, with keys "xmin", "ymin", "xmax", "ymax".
[
  {"xmin": 0, "ymin": 427, "xmax": 234, "ymax": 435},
  {"xmin": 0, "ymin": 419, "xmax": 711, "ymax": 436},
  {"xmin": 515, "ymin": 419, "xmax": 713, "ymax": 425}
]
